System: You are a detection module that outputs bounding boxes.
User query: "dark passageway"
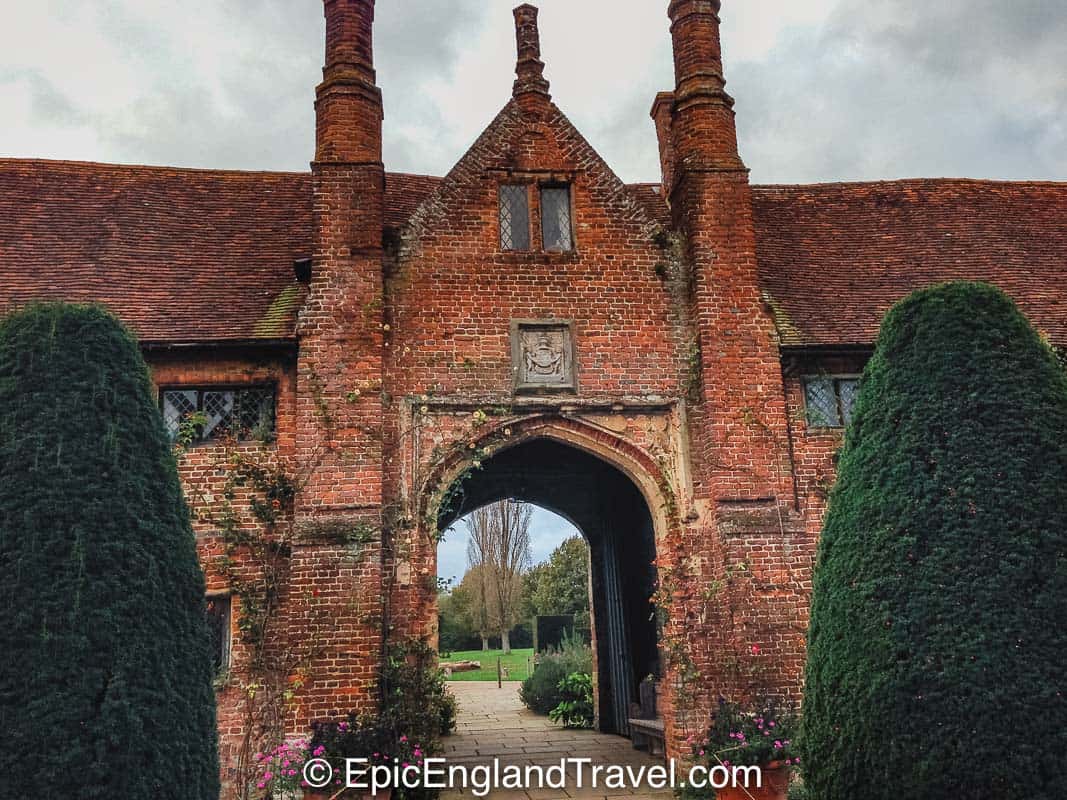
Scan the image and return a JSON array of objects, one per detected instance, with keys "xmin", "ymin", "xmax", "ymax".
[{"xmin": 439, "ymin": 438, "xmax": 660, "ymax": 735}]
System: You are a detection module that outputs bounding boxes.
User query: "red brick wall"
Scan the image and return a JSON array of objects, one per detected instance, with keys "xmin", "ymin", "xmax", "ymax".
[{"xmin": 153, "ymin": 3, "xmax": 851, "ymax": 793}]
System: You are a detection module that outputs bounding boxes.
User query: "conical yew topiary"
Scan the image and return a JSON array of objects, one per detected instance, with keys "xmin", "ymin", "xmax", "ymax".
[
  {"xmin": 0, "ymin": 304, "xmax": 219, "ymax": 799},
  {"xmin": 801, "ymin": 282, "xmax": 1067, "ymax": 798}
]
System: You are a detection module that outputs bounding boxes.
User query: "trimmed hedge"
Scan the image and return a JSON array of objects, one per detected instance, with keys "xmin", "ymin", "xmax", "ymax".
[
  {"xmin": 801, "ymin": 283, "xmax": 1067, "ymax": 798},
  {"xmin": 0, "ymin": 304, "xmax": 219, "ymax": 799}
]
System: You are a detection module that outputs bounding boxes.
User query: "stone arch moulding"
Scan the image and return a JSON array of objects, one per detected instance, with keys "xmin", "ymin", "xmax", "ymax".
[{"xmin": 414, "ymin": 411, "xmax": 684, "ymax": 549}]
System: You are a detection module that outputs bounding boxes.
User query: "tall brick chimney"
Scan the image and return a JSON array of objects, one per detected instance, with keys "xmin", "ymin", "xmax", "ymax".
[
  {"xmin": 316, "ymin": 0, "xmax": 383, "ymax": 163},
  {"xmin": 663, "ymin": 0, "xmax": 792, "ymax": 502},
  {"xmin": 667, "ymin": 0, "xmax": 743, "ymax": 172},
  {"xmin": 293, "ymin": 0, "xmax": 387, "ymax": 728},
  {"xmin": 512, "ymin": 4, "xmax": 551, "ymax": 111},
  {"xmin": 660, "ymin": 0, "xmax": 801, "ymax": 734}
]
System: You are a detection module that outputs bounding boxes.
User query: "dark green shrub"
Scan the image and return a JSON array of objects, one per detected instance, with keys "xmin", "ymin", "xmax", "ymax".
[
  {"xmin": 520, "ymin": 632, "xmax": 592, "ymax": 714},
  {"xmin": 520, "ymin": 658, "xmax": 569, "ymax": 714},
  {"xmin": 381, "ymin": 639, "xmax": 457, "ymax": 751},
  {"xmin": 0, "ymin": 303, "xmax": 219, "ymax": 798},
  {"xmin": 802, "ymin": 283, "xmax": 1067, "ymax": 798},
  {"xmin": 548, "ymin": 672, "xmax": 594, "ymax": 728}
]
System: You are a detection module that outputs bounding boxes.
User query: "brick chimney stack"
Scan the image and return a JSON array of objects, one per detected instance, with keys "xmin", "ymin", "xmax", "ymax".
[
  {"xmin": 316, "ymin": 0, "xmax": 383, "ymax": 163},
  {"xmin": 512, "ymin": 4, "xmax": 551, "ymax": 111},
  {"xmin": 294, "ymin": 0, "xmax": 387, "ymax": 729},
  {"xmin": 667, "ymin": 0, "xmax": 743, "ymax": 171}
]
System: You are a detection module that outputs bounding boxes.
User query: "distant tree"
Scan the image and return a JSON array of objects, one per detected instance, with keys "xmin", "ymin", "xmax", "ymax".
[
  {"xmin": 438, "ymin": 591, "xmax": 478, "ymax": 653},
  {"xmin": 521, "ymin": 561, "xmax": 547, "ymax": 622},
  {"xmin": 802, "ymin": 283, "xmax": 1067, "ymax": 798},
  {"xmin": 466, "ymin": 501, "xmax": 532, "ymax": 654},
  {"xmin": 442, "ymin": 568, "xmax": 494, "ymax": 652},
  {"xmin": 528, "ymin": 536, "xmax": 590, "ymax": 631},
  {"xmin": 0, "ymin": 303, "xmax": 219, "ymax": 799}
]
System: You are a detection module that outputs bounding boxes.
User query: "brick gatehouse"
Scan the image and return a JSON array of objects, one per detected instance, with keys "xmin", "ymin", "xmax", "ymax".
[{"xmin": 2, "ymin": 1, "xmax": 1065, "ymax": 794}]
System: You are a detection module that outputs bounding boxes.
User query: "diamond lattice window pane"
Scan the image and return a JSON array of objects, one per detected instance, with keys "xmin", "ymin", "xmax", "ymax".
[
  {"xmin": 202, "ymin": 391, "xmax": 235, "ymax": 440},
  {"xmin": 804, "ymin": 378, "xmax": 841, "ymax": 427},
  {"xmin": 499, "ymin": 185, "xmax": 530, "ymax": 251},
  {"xmin": 234, "ymin": 387, "xmax": 275, "ymax": 439},
  {"xmin": 541, "ymin": 186, "xmax": 572, "ymax": 251},
  {"xmin": 162, "ymin": 390, "xmax": 197, "ymax": 440},
  {"xmin": 838, "ymin": 379, "xmax": 860, "ymax": 425}
]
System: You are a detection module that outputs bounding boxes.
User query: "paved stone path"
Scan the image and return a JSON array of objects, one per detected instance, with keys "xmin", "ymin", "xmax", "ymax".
[{"xmin": 439, "ymin": 682, "xmax": 673, "ymax": 799}]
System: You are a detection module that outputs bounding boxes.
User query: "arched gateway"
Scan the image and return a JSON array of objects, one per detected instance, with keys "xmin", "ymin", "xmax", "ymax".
[
  {"xmin": 427, "ymin": 421, "xmax": 670, "ymax": 736},
  {"xmin": 5, "ymin": 1, "xmax": 1065, "ymax": 798}
]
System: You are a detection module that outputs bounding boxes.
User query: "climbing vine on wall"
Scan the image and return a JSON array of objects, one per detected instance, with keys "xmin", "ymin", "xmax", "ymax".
[{"xmin": 176, "ymin": 424, "xmax": 375, "ymax": 800}]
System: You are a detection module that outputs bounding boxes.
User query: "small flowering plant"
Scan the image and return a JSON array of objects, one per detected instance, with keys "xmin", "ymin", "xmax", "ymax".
[
  {"xmin": 253, "ymin": 738, "xmax": 316, "ymax": 800},
  {"xmin": 254, "ymin": 715, "xmax": 428, "ymax": 799},
  {"xmin": 691, "ymin": 698, "xmax": 800, "ymax": 770}
]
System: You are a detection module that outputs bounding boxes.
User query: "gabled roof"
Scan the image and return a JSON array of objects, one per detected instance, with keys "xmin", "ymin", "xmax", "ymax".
[
  {"xmin": 2, "ymin": 159, "xmax": 1064, "ymax": 349},
  {"xmin": 400, "ymin": 99, "xmax": 662, "ymax": 259},
  {"xmin": 0, "ymin": 159, "xmax": 440, "ymax": 343},
  {"xmin": 750, "ymin": 179, "xmax": 1067, "ymax": 348}
]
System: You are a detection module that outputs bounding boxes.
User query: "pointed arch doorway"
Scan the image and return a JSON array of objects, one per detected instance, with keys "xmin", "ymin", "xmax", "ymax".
[{"xmin": 436, "ymin": 437, "xmax": 661, "ymax": 735}]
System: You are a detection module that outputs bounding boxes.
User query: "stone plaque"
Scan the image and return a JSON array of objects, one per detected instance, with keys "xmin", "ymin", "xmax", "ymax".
[{"xmin": 511, "ymin": 320, "xmax": 577, "ymax": 392}]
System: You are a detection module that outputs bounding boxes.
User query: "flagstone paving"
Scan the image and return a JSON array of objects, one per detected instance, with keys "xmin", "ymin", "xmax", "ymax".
[{"xmin": 439, "ymin": 682, "xmax": 674, "ymax": 799}]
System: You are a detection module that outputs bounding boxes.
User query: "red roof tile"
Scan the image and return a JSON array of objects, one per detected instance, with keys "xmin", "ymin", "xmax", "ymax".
[
  {"xmin": 752, "ymin": 179, "xmax": 1067, "ymax": 347},
  {"xmin": 0, "ymin": 159, "xmax": 440, "ymax": 343},
  {"xmin": 2, "ymin": 162, "xmax": 1063, "ymax": 349}
]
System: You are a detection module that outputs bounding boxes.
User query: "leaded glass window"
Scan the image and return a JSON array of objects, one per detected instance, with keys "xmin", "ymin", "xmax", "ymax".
[
  {"xmin": 540, "ymin": 185, "xmax": 573, "ymax": 251},
  {"xmin": 803, "ymin": 376, "xmax": 861, "ymax": 428},
  {"xmin": 499, "ymin": 184, "xmax": 530, "ymax": 251},
  {"xmin": 838, "ymin": 378, "xmax": 860, "ymax": 424},
  {"xmin": 161, "ymin": 385, "xmax": 275, "ymax": 443},
  {"xmin": 205, "ymin": 595, "xmax": 231, "ymax": 672}
]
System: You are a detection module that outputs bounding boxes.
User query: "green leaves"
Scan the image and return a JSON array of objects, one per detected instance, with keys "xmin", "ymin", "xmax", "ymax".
[
  {"xmin": 0, "ymin": 303, "xmax": 219, "ymax": 800},
  {"xmin": 801, "ymin": 283, "xmax": 1067, "ymax": 799},
  {"xmin": 547, "ymin": 672, "xmax": 594, "ymax": 728}
]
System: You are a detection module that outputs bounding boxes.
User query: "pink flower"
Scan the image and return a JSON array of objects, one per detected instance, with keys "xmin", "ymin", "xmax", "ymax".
[
  {"xmin": 751, "ymin": 645, "xmax": 761, "ymax": 655},
  {"xmin": 400, "ymin": 735, "xmax": 408, "ymax": 743},
  {"xmin": 774, "ymin": 741, "xmax": 782, "ymax": 749}
]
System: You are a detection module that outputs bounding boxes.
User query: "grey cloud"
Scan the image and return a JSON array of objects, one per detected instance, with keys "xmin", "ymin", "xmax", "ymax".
[
  {"xmin": 730, "ymin": 0, "xmax": 1067, "ymax": 183},
  {"xmin": 81, "ymin": 0, "xmax": 488, "ymax": 173},
  {"xmin": 3, "ymin": 1, "xmax": 1063, "ymax": 184},
  {"xmin": 0, "ymin": 69, "xmax": 87, "ymax": 126}
]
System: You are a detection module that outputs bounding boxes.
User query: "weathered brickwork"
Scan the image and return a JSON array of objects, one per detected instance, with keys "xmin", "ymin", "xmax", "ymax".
[
  {"xmin": 3, "ymin": 0, "xmax": 1065, "ymax": 796},
  {"xmin": 140, "ymin": 0, "xmax": 1062, "ymax": 780}
]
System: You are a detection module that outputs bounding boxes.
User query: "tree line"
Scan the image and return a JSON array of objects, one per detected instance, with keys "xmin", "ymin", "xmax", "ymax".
[{"xmin": 438, "ymin": 501, "xmax": 590, "ymax": 654}]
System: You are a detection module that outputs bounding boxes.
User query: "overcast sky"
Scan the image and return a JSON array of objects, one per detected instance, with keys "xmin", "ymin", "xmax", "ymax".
[
  {"xmin": 438, "ymin": 507, "xmax": 578, "ymax": 587},
  {"xmin": 4, "ymin": 2, "xmax": 1062, "ymax": 579},
  {"xmin": 1, "ymin": 1, "xmax": 1064, "ymax": 184}
]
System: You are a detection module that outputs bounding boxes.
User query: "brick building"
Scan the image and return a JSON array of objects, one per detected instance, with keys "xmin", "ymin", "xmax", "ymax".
[{"xmin": 1, "ymin": 0, "xmax": 1065, "ymax": 792}]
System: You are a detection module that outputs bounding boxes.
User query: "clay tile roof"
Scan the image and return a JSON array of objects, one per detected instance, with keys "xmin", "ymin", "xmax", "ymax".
[
  {"xmin": 0, "ymin": 159, "xmax": 440, "ymax": 343},
  {"xmin": 386, "ymin": 172, "xmax": 441, "ymax": 229},
  {"xmin": 625, "ymin": 182, "xmax": 671, "ymax": 228},
  {"xmin": 752, "ymin": 179, "xmax": 1067, "ymax": 348}
]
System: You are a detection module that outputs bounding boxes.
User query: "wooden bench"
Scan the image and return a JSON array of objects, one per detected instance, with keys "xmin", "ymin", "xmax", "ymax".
[{"xmin": 628, "ymin": 676, "xmax": 666, "ymax": 757}]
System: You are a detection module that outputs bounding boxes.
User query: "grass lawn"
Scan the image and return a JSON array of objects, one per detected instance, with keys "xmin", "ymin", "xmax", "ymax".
[{"xmin": 440, "ymin": 648, "xmax": 535, "ymax": 682}]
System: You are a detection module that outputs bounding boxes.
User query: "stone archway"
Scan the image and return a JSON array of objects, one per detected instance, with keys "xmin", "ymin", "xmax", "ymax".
[{"xmin": 419, "ymin": 415, "xmax": 681, "ymax": 737}]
